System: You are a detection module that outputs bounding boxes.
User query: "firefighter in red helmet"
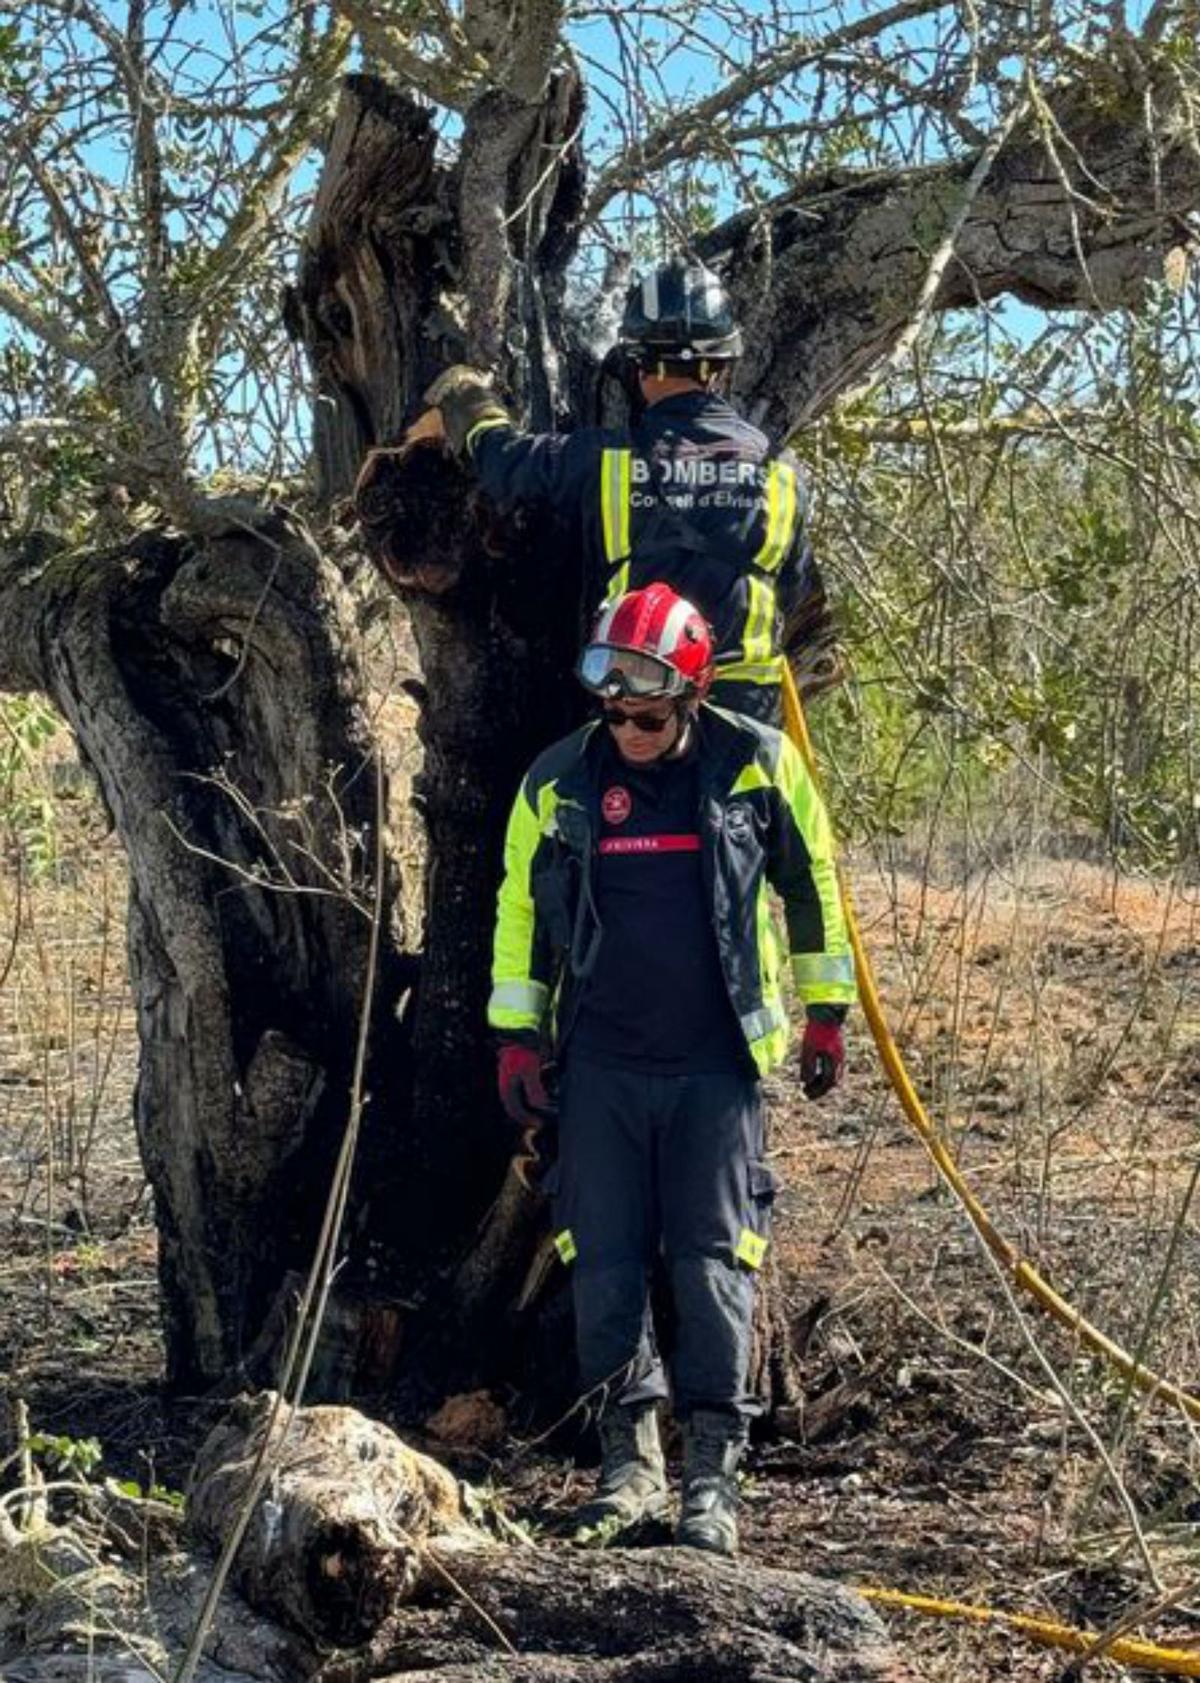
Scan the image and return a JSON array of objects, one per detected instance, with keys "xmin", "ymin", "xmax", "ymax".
[{"xmin": 491, "ymin": 582, "xmax": 855, "ymax": 1555}]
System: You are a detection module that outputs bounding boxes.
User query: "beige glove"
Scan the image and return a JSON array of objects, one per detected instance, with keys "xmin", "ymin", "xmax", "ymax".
[
  {"xmin": 403, "ymin": 408, "xmax": 447, "ymax": 448},
  {"xmin": 422, "ymin": 364, "xmax": 511, "ymax": 455}
]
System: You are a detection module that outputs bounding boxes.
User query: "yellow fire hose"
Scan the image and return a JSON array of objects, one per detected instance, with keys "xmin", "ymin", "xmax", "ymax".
[
  {"xmin": 857, "ymin": 1587, "xmax": 1200, "ymax": 1676},
  {"xmin": 781, "ymin": 667, "xmax": 1200, "ymax": 1675},
  {"xmin": 782, "ymin": 666, "xmax": 1200, "ymax": 1423}
]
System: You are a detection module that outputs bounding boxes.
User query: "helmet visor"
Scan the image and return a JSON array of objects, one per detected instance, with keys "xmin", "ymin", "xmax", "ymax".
[{"xmin": 578, "ymin": 643, "xmax": 685, "ymax": 699}]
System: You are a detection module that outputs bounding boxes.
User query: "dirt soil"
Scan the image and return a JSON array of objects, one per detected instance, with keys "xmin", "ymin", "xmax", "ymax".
[{"xmin": 3, "ymin": 820, "xmax": 1200, "ymax": 1681}]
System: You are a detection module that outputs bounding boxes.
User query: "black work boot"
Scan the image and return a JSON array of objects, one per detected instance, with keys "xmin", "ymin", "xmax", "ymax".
[
  {"xmin": 676, "ymin": 1408, "xmax": 747, "ymax": 1557},
  {"xmin": 572, "ymin": 1403, "xmax": 669, "ymax": 1545}
]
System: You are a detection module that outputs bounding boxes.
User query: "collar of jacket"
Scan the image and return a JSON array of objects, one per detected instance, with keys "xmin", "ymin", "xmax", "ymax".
[{"xmin": 640, "ymin": 389, "xmax": 735, "ymax": 422}]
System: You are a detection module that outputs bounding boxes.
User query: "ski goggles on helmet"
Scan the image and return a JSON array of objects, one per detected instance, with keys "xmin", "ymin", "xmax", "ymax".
[{"xmin": 577, "ymin": 643, "xmax": 686, "ymax": 700}]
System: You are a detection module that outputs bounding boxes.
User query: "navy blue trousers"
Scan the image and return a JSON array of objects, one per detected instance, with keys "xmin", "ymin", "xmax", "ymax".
[{"xmin": 551, "ymin": 1057, "xmax": 776, "ymax": 1421}]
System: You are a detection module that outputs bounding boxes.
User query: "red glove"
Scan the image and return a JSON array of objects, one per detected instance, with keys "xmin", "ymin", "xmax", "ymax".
[
  {"xmin": 497, "ymin": 1042, "xmax": 551, "ymax": 1127},
  {"xmin": 801, "ymin": 1017, "xmax": 844, "ymax": 1100}
]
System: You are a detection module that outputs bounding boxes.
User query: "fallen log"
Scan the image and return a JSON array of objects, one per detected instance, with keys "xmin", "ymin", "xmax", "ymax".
[
  {"xmin": 186, "ymin": 1391, "xmax": 488, "ymax": 1645},
  {"xmin": 331, "ymin": 1545, "xmax": 918, "ymax": 1682},
  {"xmin": 187, "ymin": 1395, "xmax": 915, "ymax": 1682}
]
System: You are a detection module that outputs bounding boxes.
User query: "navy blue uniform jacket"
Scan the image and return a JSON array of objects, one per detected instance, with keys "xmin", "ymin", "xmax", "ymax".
[{"xmin": 465, "ymin": 390, "xmax": 815, "ymax": 695}]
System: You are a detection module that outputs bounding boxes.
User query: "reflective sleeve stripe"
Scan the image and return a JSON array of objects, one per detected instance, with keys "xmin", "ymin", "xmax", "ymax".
[
  {"xmin": 794, "ymin": 975, "xmax": 858, "ymax": 1006},
  {"xmin": 735, "ymin": 1229, "xmax": 769, "ymax": 1269},
  {"xmin": 792, "ymin": 953, "xmax": 856, "ymax": 989},
  {"xmin": 753, "ymin": 461, "xmax": 798, "ymax": 574},
  {"xmin": 773, "ymin": 735, "xmax": 857, "ymax": 1005},
  {"xmin": 740, "ymin": 575, "xmax": 777, "ymax": 670},
  {"xmin": 488, "ymin": 979, "xmax": 550, "ymax": 1015},
  {"xmin": 600, "ymin": 448, "xmax": 632, "ymax": 564},
  {"xmin": 490, "ymin": 782, "xmax": 548, "ymax": 1030},
  {"xmin": 740, "ymin": 1000, "xmax": 789, "ymax": 1044},
  {"xmin": 554, "ymin": 1229, "xmax": 577, "ymax": 1264},
  {"xmin": 465, "ymin": 413, "xmax": 513, "ymax": 453}
]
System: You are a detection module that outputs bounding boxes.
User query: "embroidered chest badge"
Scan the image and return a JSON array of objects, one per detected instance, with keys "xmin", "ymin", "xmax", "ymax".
[
  {"xmin": 725, "ymin": 803, "xmax": 752, "ymax": 843},
  {"xmin": 602, "ymin": 785, "xmax": 632, "ymax": 825}
]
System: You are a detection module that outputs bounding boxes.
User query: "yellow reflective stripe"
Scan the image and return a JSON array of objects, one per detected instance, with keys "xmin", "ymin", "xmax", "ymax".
[
  {"xmin": 730, "ymin": 762, "xmax": 773, "ymax": 795},
  {"xmin": 741, "ymin": 987, "xmax": 789, "ymax": 1077},
  {"xmin": 554, "ymin": 1229, "xmax": 577, "ymax": 1264},
  {"xmin": 742, "ymin": 999, "xmax": 787, "ymax": 1047},
  {"xmin": 465, "ymin": 413, "xmax": 512, "ymax": 452},
  {"xmin": 600, "ymin": 448, "xmax": 632, "ymax": 565},
  {"xmin": 754, "ymin": 461, "xmax": 798, "ymax": 574},
  {"xmin": 735, "ymin": 1229, "xmax": 768, "ymax": 1269},
  {"xmin": 714, "ymin": 656, "xmax": 783, "ymax": 686},
  {"xmin": 603, "ymin": 560, "xmax": 631, "ymax": 605},
  {"xmin": 773, "ymin": 735, "xmax": 855, "ymax": 1007},
  {"xmin": 740, "ymin": 575, "xmax": 777, "ymax": 670},
  {"xmin": 488, "ymin": 979, "xmax": 550, "ymax": 1017},
  {"xmin": 750, "ymin": 872, "xmax": 785, "ymax": 1071},
  {"xmin": 490, "ymin": 1007, "xmax": 544, "ymax": 1030},
  {"xmin": 793, "ymin": 953, "xmax": 856, "ymax": 989},
  {"xmin": 794, "ymin": 979, "xmax": 858, "ymax": 1007},
  {"xmin": 490, "ymin": 780, "xmax": 557, "ymax": 1031}
]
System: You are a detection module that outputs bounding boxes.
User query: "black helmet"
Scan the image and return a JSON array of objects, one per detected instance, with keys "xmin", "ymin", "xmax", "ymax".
[{"xmin": 618, "ymin": 256, "xmax": 742, "ymax": 365}]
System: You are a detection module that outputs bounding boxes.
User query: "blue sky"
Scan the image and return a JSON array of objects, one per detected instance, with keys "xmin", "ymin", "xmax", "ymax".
[{"xmin": 0, "ymin": 0, "xmax": 1186, "ymax": 475}]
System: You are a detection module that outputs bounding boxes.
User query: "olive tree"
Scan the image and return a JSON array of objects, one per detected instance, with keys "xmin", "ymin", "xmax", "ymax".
[{"xmin": 0, "ymin": 0, "xmax": 1196, "ymax": 1401}]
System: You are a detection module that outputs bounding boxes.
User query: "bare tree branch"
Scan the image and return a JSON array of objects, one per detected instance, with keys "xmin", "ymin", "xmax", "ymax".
[
  {"xmin": 825, "ymin": 407, "xmax": 1109, "ymax": 445},
  {"xmin": 585, "ymin": 0, "xmax": 949, "ymax": 221},
  {"xmin": 701, "ymin": 44, "xmax": 1200, "ymax": 434},
  {"xmin": 178, "ymin": 17, "xmax": 353, "ymax": 333},
  {"xmin": 334, "ymin": 0, "xmax": 480, "ymax": 107},
  {"xmin": 0, "ymin": 278, "xmax": 101, "ymax": 367},
  {"xmin": 833, "ymin": 89, "xmax": 1033, "ymax": 414}
]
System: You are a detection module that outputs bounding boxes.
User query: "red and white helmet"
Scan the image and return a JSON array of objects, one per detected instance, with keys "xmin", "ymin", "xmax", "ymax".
[{"xmin": 578, "ymin": 583, "xmax": 715, "ymax": 700}]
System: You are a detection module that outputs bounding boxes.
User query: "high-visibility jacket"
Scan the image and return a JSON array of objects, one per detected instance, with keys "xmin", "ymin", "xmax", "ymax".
[
  {"xmin": 465, "ymin": 390, "xmax": 815, "ymax": 696},
  {"xmin": 489, "ymin": 705, "xmax": 856, "ymax": 1077}
]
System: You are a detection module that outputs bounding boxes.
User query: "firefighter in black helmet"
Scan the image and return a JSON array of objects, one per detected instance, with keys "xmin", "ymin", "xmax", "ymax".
[{"xmin": 400, "ymin": 256, "xmax": 830, "ymax": 723}]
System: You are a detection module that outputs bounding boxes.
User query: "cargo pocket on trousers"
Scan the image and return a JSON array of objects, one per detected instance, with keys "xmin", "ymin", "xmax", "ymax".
[
  {"xmin": 735, "ymin": 1158, "xmax": 777, "ymax": 1271},
  {"xmin": 536, "ymin": 1162, "xmax": 576, "ymax": 1267}
]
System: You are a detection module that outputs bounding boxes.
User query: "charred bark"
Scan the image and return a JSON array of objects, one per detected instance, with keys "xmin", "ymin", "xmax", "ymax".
[
  {"xmin": 288, "ymin": 73, "xmax": 588, "ymax": 1280},
  {"xmin": 184, "ymin": 1396, "xmax": 912, "ymax": 1683},
  {"xmin": 344, "ymin": 1556, "xmax": 915, "ymax": 1683},
  {"xmin": 0, "ymin": 521, "xmax": 409, "ymax": 1391},
  {"xmin": 287, "ymin": 71, "xmax": 809, "ymax": 1415}
]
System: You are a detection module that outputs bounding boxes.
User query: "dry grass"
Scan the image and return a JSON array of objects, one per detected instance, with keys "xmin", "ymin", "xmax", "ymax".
[{"xmin": 754, "ymin": 851, "xmax": 1200, "ymax": 1679}]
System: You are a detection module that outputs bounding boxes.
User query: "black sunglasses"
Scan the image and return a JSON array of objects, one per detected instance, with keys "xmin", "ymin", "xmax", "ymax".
[{"xmin": 603, "ymin": 704, "xmax": 675, "ymax": 735}]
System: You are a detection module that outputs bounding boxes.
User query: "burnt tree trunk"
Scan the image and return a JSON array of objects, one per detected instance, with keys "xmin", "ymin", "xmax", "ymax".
[
  {"xmin": 0, "ymin": 521, "xmax": 410, "ymax": 1391},
  {"xmin": 283, "ymin": 57, "xmax": 1198, "ymax": 1414},
  {"xmin": 286, "ymin": 77, "xmax": 589, "ymax": 1273},
  {"xmin": 286, "ymin": 71, "xmax": 800, "ymax": 1414}
]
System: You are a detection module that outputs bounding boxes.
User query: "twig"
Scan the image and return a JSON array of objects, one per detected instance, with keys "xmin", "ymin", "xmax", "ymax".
[
  {"xmin": 172, "ymin": 750, "xmax": 387, "ymax": 1683},
  {"xmin": 833, "ymin": 88, "xmax": 1033, "ymax": 415}
]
